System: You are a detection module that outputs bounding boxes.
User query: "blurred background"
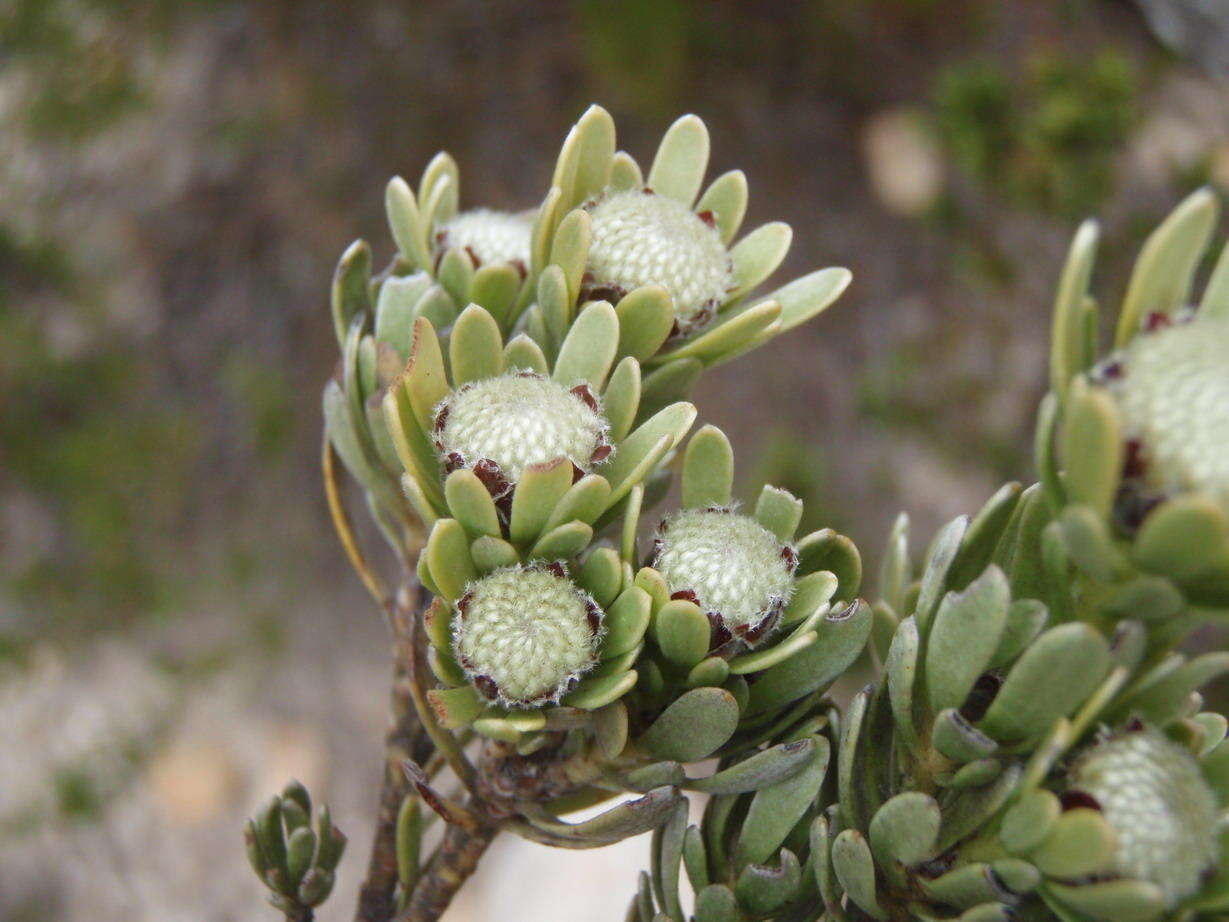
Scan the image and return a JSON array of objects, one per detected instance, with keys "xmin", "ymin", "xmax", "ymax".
[{"xmin": 2, "ymin": 1, "xmax": 1228, "ymax": 919}]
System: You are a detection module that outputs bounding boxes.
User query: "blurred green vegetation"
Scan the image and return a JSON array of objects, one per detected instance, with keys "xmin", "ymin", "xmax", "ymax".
[{"xmin": 933, "ymin": 50, "xmax": 1140, "ymax": 216}]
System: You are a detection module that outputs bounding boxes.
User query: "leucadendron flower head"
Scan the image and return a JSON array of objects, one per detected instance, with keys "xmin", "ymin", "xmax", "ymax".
[
  {"xmin": 626, "ymin": 426, "xmax": 868, "ymax": 720},
  {"xmin": 382, "ymin": 303, "xmax": 696, "ymax": 537},
  {"xmin": 995, "ymin": 720, "xmax": 1229, "ymax": 922},
  {"xmin": 1041, "ymin": 187, "xmax": 1229, "ymax": 613},
  {"xmin": 452, "ymin": 562, "xmax": 604, "ymax": 706},
  {"xmin": 517, "ymin": 105, "xmax": 850, "ymax": 396}
]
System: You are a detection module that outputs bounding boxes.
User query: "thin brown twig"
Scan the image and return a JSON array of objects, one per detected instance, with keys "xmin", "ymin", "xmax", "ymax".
[
  {"xmin": 399, "ymin": 808, "xmax": 500, "ymax": 922},
  {"xmin": 322, "ymin": 438, "xmax": 393, "ymax": 614},
  {"xmin": 355, "ymin": 582, "xmax": 435, "ymax": 922}
]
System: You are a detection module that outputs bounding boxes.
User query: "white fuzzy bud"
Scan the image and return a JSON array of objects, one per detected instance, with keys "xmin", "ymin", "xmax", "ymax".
[
  {"xmin": 1069, "ymin": 726, "xmax": 1220, "ymax": 906},
  {"xmin": 652, "ymin": 508, "xmax": 796, "ymax": 646},
  {"xmin": 434, "ymin": 373, "xmax": 611, "ymax": 485},
  {"xmin": 435, "ymin": 208, "xmax": 532, "ymax": 269},
  {"xmin": 453, "ymin": 564, "xmax": 603, "ymax": 706},
  {"xmin": 584, "ymin": 189, "xmax": 732, "ymax": 334},
  {"xmin": 1101, "ymin": 319, "xmax": 1229, "ymax": 513}
]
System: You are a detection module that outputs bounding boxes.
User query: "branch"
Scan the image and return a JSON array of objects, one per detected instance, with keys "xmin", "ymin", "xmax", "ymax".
[
  {"xmin": 354, "ymin": 583, "xmax": 435, "ymax": 922},
  {"xmin": 399, "ymin": 809, "xmax": 499, "ymax": 922}
]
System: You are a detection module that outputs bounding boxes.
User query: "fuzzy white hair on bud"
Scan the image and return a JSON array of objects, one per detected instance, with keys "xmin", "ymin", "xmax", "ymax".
[
  {"xmin": 653, "ymin": 508, "xmax": 796, "ymax": 646},
  {"xmin": 1069, "ymin": 726, "xmax": 1220, "ymax": 906},
  {"xmin": 434, "ymin": 373, "xmax": 611, "ymax": 483},
  {"xmin": 584, "ymin": 189, "xmax": 732, "ymax": 334},
  {"xmin": 452, "ymin": 565, "xmax": 603, "ymax": 706},
  {"xmin": 1103, "ymin": 320, "xmax": 1229, "ymax": 511},
  {"xmin": 436, "ymin": 208, "xmax": 532, "ymax": 268}
]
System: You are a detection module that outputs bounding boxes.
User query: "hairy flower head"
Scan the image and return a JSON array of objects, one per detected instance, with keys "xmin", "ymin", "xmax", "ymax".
[
  {"xmin": 435, "ymin": 208, "xmax": 532, "ymax": 269},
  {"xmin": 1068, "ymin": 725, "xmax": 1220, "ymax": 906},
  {"xmin": 1100, "ymin": 319, "xmax": 1229, "ymax": 513},
  {"xmin": 583, "ymin": 189, "xmax": 732, "ymax": 335},
  {"xmin": 453, "ymin": 564, "xmax": 603, "ymax": 706},
  {"xmin": 434, "ymin": 372, "xmax": 612, "ymax": 487},
  {"xmin": 652, "ymin": 508, "xmax": 796, "ymax": 647}
]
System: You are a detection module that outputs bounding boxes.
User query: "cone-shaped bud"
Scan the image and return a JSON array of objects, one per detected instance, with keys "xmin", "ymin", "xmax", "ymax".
[
  {"xmin": 652, "ymin": 508, "xmax": 796, "ymax": 649},
  {"xmin": 453, "ymin": 563, "xmax": 603, "ymax": 706},
  {"xmin": 1067, "ymin": 724, "xmax": 1219, "ymax": 906},
  {"xmin": 1098, "ymin": 319, "xmax": 1229, "ymax": 514},
  {"xmin": 433, "ymin": 372, "xmax": 612, "ymax": 488},
  {"xmin": 435, "ymin": 208, "xmax": 532, "ymax": 269},
  {"xmin": 583, "ymin": 189, "xmax": 732, "ymax": 335}
]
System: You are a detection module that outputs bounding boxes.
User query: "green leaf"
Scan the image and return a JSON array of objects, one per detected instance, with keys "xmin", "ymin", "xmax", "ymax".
[
  {"xmin": 1134, "ymin": 495, "xmax": 1229, "ymax": 583},
  {"xmin": 602, "ymin": 403, "xmax": 697, "ymax": 505},
  {"xmin": 602, "ymin": 356, "xmax": 642, "ymax": 443},
  {"xmin": 796, "ymin": 529, "xmax": 861, "ymax": 599},
  {"xmin": 385, "ymin": 176, "xmax": 431, "ymax": 271},
  {"xmin": 1049, "ymin": 219, "xmax": 1100, "ymax": 395},
  {"xmin": 754, "ymin": 485, "xmax": 803, "ymax": 543},
  {"xmin": 1116, "ymin": 187, "xmax": 1219, "ymax": 346},
  {"xmin": 550, "ymin": 208, "xmax": 592, "ymax": 308},
  {"xmin": 375, "ymin": 271, "xmax": 431, "ymax": 360},
  {"xmin": 657, "ymin": 300, "xmax": 781, "ymax": 366},
  {"xmin": 1047, "ymin": 879, "xmax": 1166, "ymax": 922},
  {"xmin": 684, "ymin": 738, "xmax": 817, "ymax": 795},
  {"xmin": 524, "ymin": 786, "xmax": 681, "ymax": 846},
  {"xmin": 681, "ymin": 425, "xmax": 734, "ymax": 510},
  {"xmin": 427, "ymin": 685, "xmax": 485, "ymax": 728},
  {"xmin": 978, "ymin": 623, "xmax": 1110, "ymax": 743},
  {"xmin": 544, "ymin": 474, "xmax": 612, "ymax": 532},
  {"xmin": 1030, "ymin": 809, "xmax": 1116, "ymax": 878},
  {"xmin": 651, "ymin": 800, "xmax": 689, "ymax": 921},
  {"xmin": 885, "ymin": 616, "xmax": 921, "ymax": 754},
  {"xmin": 470, "ymin": 534, "xmax": 519, "ymax": 572},
  {"xmin": 471, "ymin": 264, "xmax": 523, "ymax": 331},
  {"xmin": 1061, "ymin": 379, "xmax": 1123, "ymax": 521},
  {"xmin": 915, "ymin": 516, "xmax": 968, "ymax": 632},
  {"xmin": 1199, "ymin": 238, "xmax": 1229, "ymax": 320},
  {"xmin": 734, "ymin": 850, "xmax": 802, "ymax": 916},
  {"xmin": 746, "ymin": 600, "xmax": 871, "ymax": 714},
  {"xmin": 831, "ymin": 829, "xmax": 886, "ymax": 919},
  {"xmin": 638, "ymin": 687, "xmax": 740, "ymax": 761},
  {"xmin": 551, "ymin": 104, "xmax": 616, "ymax": 212},
  {"xmin": 538, "ymin": 263, "xmax": 572, "ymax": 348},
  {"xmin": 504, "ymin": 333, "xmax": 550, "ymax": 375},
  {"xmin": 926, "ymin": 566, "xmax": 1010, "ymax": 713},
  {"xmin": 869, "ymin": 792, "xmax": 940, "ymax": 867},
  {"xmin": 603, "ymin": 586, "xmax": 652, "ymax": 658},
  {"xmin": 530, "ymin": 521, "xmax": 593, "ymax": 561},
  {"xmin": 449, "ymin": 304, "xmax": 504, "ymax": 385},
  {"xmin": 509, "ymin": 458, "xmax": 575, "ymax": 546},
  {"xmin": 653, "ymin": 598, "xmax": 711, "ymax": 668},
  {"xmin": 577, "ymin": 547, "xmax": 625, "ymax": 608},
  {"xmin": 437, "ymin": 246, "xmax": 475, "ymax": 308},
  {"xmin": 609, "ymin": 150, "xmax": 643, "ymax": 191},
  {"xmin": 735, "ymin": 735, "xmax": 831, "ymax": 866},
  {"xmin": 766, "ymin": 266, "xmax": 852, "ymax": 333},
  {"xmin": 648, "ymin": 114, "xmax": 710, "ymax": 206},
  {"xmin": 425, "ymin": 518, "xmax": 476, "ymax": 602},
  {"xmin": 564, "ymin": 670, "xmax": 638, "ymax": 710},
  {"xmin": 615, "ymin": 286, "xmax": 675, "ymax": 362},
  {"xmin": 330, "ymin": 239, "xmax": 373, "ymax": 346},
  {"xmin": 444, "ymin": 469, "xmax": 501, "ymax": 538},
  {"xmin": 1000, "ymin": 789, "xmax": 1061, "ymax": 855},
  {"xmin": 696, "ymin": 170, "xmax": 748, "ymax": 245},
  {"xmin": 729, "ymin": 223, "xmax": 792, "ymax": 299},
  {"xmin": 553, "ymin": 300, "xmax": 619, "ymax": 388}
]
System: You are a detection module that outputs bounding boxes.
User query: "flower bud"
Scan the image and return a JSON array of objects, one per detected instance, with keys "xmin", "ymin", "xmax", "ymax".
[
  {"xmin": 583, "ymin": 189, "xmax": 732, "ymax": 335},
  {"xmin": 1067, "ymin": 725, "xmax": 1219, "ymax": 906},
  {"xmin": 1098, "ymin": 319, "xmax": 1229, "ymax": 516},
  {"xmin": 452, "ymin": 564, "xmax": 603, "ymax": 706},
  {"xmin": 433, "ymin": 372, "xmax": 612, "ymax": 488},
  {"xmin": 652, "ymin": 508, "xmax": 797, "ymax": 648},
  {"xmin": 435, "ymin": 208, "xmax": 532, "ymax": 270}
]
